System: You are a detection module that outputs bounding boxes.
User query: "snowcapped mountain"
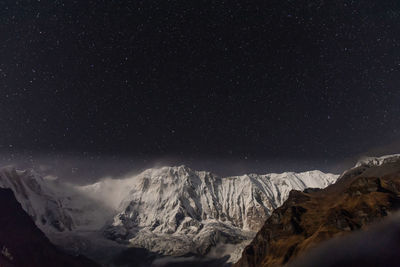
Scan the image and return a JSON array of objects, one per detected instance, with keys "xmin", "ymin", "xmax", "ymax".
[
  {"xmin": 355, "ymin": 154, "xmax": 400, "ymax": 167},
  {"xmin": 0, "ymin": 165, "xmax": 338, "ymax": 263},
  {"xmin": 101, "ymin": 166, "xmax": 337, "ymax": 258},
  {"xmin": 0, "ymin": 167, "xmax": 74, "ymax": 232},
  {"xmin": 0, "ymin": 167, "xmax": 115, "ymax": 234},
  {"xmin": 0, "ymin": 187, "xmax": 98, "ymax": 267}
]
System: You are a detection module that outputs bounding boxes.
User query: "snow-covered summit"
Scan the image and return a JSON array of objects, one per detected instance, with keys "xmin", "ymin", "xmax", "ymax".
[
  {"xmin": 103, "ymin": 166, "xmax": 338, "ymax": 256},
  {"xmin": 355, "ymin": 154, "xmax": 400, "ymax": 168}
]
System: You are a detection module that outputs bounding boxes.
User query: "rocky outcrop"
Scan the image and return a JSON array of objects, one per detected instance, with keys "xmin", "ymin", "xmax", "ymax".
[{"xmin": 234, "ymin": 155, "xmax": 400, "ymax": 267}]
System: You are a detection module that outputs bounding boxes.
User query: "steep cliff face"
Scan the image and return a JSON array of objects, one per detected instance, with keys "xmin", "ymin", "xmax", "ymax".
[
  {"xmin": 103, "ymin": 166, "xmax": 337, "ymax": 257},
  {"xmin": 234, "ymin": 155, "xmax": 400, "ymax": 267},
  {"xmin": 0, "ymin": 188, "xmax": 98, "ymax": 267}
]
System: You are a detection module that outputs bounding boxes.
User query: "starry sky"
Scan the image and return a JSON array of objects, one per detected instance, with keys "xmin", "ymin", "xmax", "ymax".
[{"xmin": 1, "ymin": 0, "xmax": 400, "ymax": 178}]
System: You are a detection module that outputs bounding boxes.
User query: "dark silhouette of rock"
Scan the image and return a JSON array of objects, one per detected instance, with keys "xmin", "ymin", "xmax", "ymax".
[{"xmin": 0, "ymin": 188, "xmax": 98, "ymax": 267}]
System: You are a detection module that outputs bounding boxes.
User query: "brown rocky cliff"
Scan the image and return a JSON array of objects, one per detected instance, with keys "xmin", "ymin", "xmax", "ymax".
[{"xmin": 234, "ymin": 160, "xmax": 400, "ymax": 267}]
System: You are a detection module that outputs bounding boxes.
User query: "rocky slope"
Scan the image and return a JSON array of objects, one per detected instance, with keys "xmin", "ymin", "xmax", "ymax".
[
  {"xmin": 0, "ymin": 187, "xmax": 97, "ymax": 267},
  {"xmin": 234, "ymin": 155, "xmax": 400, "ymax": 267}
]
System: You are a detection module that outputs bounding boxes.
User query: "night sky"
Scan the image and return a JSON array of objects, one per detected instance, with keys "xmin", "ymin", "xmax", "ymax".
[{"xmin": 1, "ymin": 0, "xmax": 400, "ymax": 179}]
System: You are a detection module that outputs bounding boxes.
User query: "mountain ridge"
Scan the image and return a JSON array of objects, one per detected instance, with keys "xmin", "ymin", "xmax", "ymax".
[
  {"xmin": 234, "ymin": 154, "xmax": 400, "ymax": 266},
  {"xmin": 0, "ymin": 164, "xmax": 338, "ymax": 263}
]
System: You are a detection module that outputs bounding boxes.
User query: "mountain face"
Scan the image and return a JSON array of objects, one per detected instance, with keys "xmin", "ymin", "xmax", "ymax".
[
  {"xmin": 103, "ymin": 166, "xmax": 337, "ymax": 257},
  {"xmin": 234, "ymin": 154, "xmax": 400, "ymax": 267},
  {"xmin": 0, "ymin": 187, "xmax": 98, "ymax": 267},
  {"xmin": 0, "ymin": 165, "xmax": 337, "ymax": 263},
  {"xmin": 0, "ymin": 168, "xmax": 114, "ymax": 234},
  {"xmin": 0, "ymin": 168, "xmax": 74, "ymax": 232}
]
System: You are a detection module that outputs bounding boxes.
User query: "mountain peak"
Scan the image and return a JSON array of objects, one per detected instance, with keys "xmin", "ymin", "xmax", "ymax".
[
  {"xmin": 141, "ymin": 164, "xmax": 196, "ymax": 176},
  {"xmin": 104, "ymin": 168, "xmax": 338, "ymax": 258}
]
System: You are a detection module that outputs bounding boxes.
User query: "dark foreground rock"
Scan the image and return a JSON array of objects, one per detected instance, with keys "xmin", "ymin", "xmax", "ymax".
[{"xmin": 0, "ymin": 188, "xmax": 98, "ymax": 267}]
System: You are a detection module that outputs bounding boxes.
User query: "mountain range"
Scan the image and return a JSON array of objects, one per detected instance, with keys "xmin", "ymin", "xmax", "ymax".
[
  {"xmin": 2, "ymin": 155, "xmax": 400, "ymax": 266},
  {"xmin": 0, "ymin": 165, "xmax": 337, "ymax": 265}
]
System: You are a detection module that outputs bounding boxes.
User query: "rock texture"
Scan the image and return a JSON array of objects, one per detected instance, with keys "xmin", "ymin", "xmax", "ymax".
[
  {"xmin": 103, "ymin": 166, "xmax": 337, "ymax": 257},
  {"xmin": 234, "ymin": 155, "xmax": 400, "ymax": 267}
]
